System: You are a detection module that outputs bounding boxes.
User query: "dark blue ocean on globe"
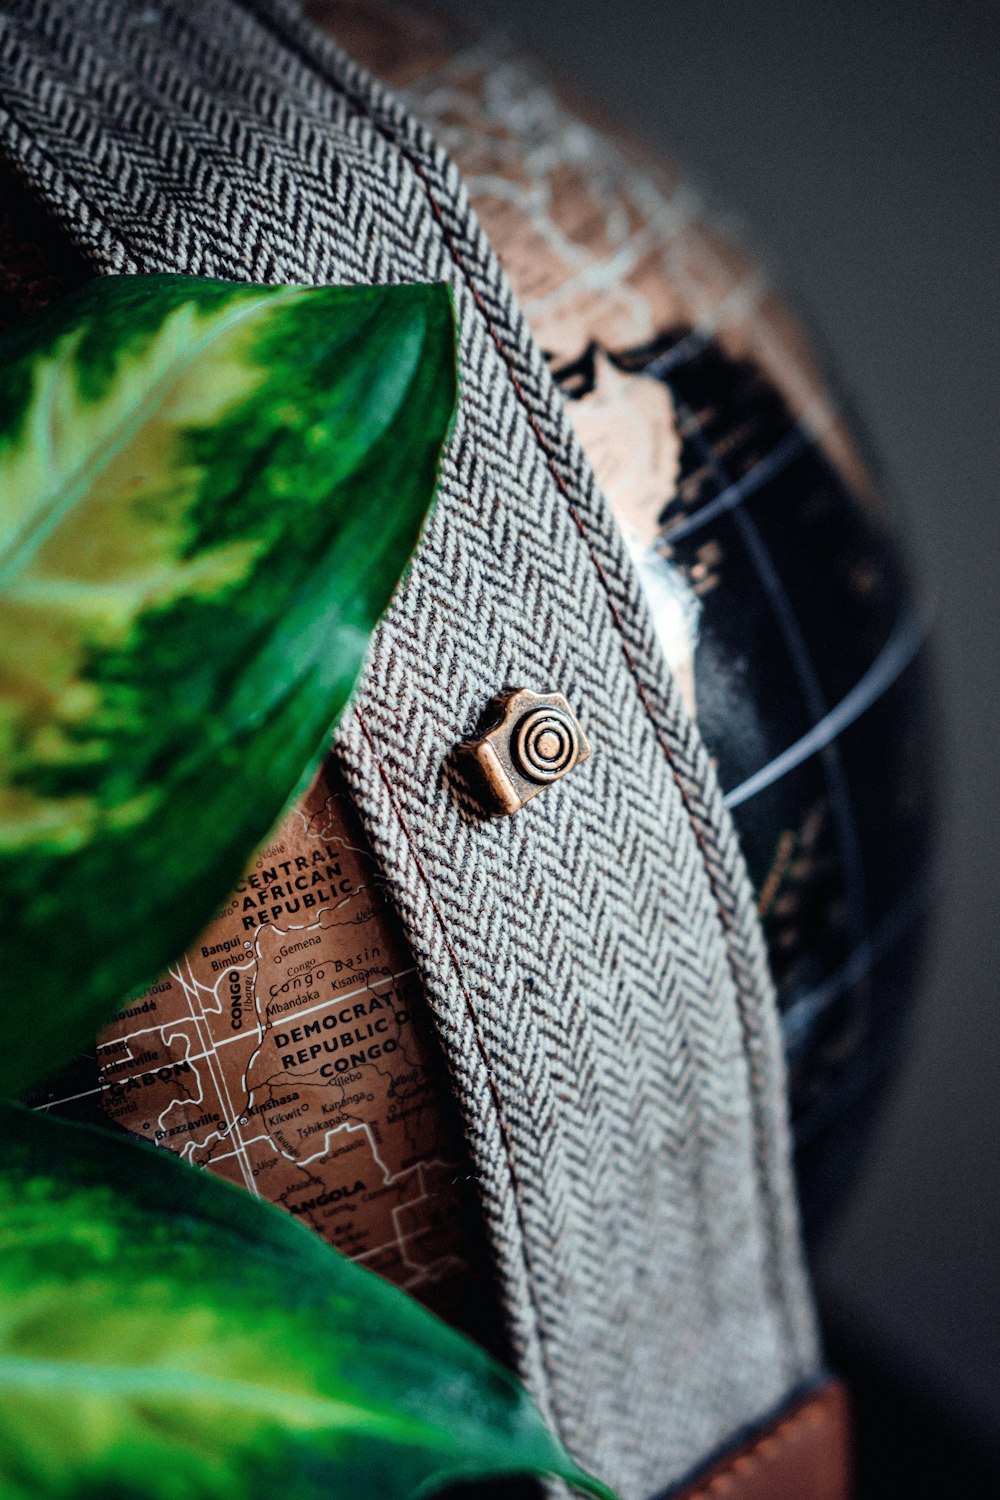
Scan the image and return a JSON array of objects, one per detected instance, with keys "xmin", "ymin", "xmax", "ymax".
[{"xmin": 597, "ymin": 329, "xmax": 937, "ymax": 1227}]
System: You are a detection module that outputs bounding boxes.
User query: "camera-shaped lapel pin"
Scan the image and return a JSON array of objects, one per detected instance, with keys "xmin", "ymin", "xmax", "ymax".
[{"xmin": 459, "ymin": 687, "xmax": 591, "ymax": 815}]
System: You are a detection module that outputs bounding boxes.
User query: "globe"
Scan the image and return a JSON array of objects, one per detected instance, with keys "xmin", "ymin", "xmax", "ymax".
[{"xmin": 9, "ymin": 0, "xmax": 934, "ymax": 1334}]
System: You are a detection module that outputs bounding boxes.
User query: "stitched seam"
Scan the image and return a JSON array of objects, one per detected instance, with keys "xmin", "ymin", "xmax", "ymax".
[
  {"xmin": 397, "ymin": 146, "xmax": 802, "ymax": 1363},
  {"xmin": 274, "ymin": 21, "xmax": 752, "ymax": 968},
  {"xmin": 685, "ymin": 1390, "xmax": 836, "ymax": 1500},
  {"xmin": 351, "ymin": 712, "xmax": 554, "ymax": 1389},
  {"xmin": 419, "ymin": 187, "xmax": 762, "ymax": 1144}
]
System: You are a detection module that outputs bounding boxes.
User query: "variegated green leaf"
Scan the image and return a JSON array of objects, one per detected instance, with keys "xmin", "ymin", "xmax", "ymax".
[
  {"xmin": 0, "ymin": 275, "xmax": 455, "ymax": 1093},
  {"xmin": 0, "ymin": 1103, "xmax": 615, "ymax": 1500}
]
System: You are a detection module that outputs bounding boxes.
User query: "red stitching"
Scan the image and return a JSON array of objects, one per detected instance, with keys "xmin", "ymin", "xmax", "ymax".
[
  {"xmin": 392, "ymin": 142, "xmax": 751, "ymax": 1002},
  {"xmin": 684, "ymin": 1389, "xmax": 837, "ymax": 1500}
]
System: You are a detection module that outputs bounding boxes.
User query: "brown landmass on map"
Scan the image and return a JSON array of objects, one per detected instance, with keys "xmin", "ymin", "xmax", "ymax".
[{"xmin": 94, "ymin": 758, "xmax": 481, "ymax": 1324}]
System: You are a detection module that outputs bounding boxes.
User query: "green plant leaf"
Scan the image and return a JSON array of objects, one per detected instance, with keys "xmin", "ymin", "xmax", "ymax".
[
  {"xmin": 0, "ymin": 275, "xmax": 456, "ymax": 1095},
  {"xmin": 0, "ymin": 1104, "xmax": 614, "ymax": 1500}
]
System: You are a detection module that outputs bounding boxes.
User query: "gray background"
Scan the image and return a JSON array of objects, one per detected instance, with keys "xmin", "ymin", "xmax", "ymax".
[{"xmin": 478, "ymin": 0, "xmax": 1000, "ymax": 1465}]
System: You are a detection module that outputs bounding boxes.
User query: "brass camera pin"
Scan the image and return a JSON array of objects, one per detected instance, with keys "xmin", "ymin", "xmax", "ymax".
[{"xmin": 459, "ymin": 688, "xmax": 591, "ymax": 815}]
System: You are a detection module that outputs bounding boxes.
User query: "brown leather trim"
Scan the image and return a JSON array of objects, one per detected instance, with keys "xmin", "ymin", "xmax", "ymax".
[{"xmin": 670, "ymin": 1380, "xmax": 852, "ymax": 1500}]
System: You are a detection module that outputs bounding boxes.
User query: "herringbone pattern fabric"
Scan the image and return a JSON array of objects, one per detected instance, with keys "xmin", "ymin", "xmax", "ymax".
[{"xmin": 0, "ymin": 2, "xmax": 819, "ymax": 1492}]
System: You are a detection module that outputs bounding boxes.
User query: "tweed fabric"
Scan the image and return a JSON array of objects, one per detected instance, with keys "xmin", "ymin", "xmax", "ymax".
[{"xmin": 0, "ymin": 2, "xmax": 819, "ymax": 1492}]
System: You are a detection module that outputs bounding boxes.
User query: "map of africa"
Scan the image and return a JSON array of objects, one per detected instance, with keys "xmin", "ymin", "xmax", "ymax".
[{"xmin": 76, "ymin": 757, "xmax": 481, "ymax": 1323}]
